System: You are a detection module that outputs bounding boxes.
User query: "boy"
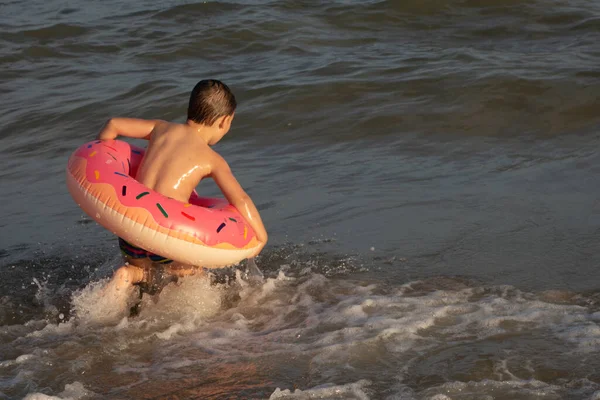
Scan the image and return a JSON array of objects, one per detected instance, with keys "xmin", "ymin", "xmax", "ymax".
[{"xmin": 99, "ymin": 80, "xmax": 268, "ymax": 307}]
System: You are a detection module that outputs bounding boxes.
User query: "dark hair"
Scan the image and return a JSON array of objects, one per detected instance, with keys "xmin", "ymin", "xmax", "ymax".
[{"xmin": 187, "ymin": 79, "xmax": 237, "ymax": 125}]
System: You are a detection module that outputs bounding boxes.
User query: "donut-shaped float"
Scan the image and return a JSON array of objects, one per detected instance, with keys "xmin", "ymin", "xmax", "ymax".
[{"xmin": 66, "ymin": 139, "xmax": 259, "ymax": 266}]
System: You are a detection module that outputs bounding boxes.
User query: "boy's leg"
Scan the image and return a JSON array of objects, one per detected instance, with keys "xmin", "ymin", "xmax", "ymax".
[
  {"xmin": 166, "ymin": 262, "xmax": 205, "ymax": 278},
  {"xmin": 102, "ymin": 257, "xmax": 147, "ymax": 309},
  {"xmin": 167, "ymin": 264, "xmax": 238, "ymax": 285},
  {"xmin": 110, "ymin": 264, "xmax": 146, "ymax": 291},
  {"xmin": 135, "ymin": 261, "xmax": 199, "ymax": 296}
]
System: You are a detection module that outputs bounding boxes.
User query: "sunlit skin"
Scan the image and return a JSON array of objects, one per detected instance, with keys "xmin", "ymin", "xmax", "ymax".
[{"xmin": 98, "ymin": 116, "xmax": 268, "ymax": 303}]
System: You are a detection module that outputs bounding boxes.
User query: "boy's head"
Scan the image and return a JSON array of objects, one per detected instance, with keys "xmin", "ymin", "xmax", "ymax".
[{"xmin": 187, "ymin": 79, "xmax": 236, "ymax": 143}]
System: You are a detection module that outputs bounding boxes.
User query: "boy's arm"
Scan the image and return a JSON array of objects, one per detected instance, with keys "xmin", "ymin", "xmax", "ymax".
[
  {"xmin": 210, "ymin": 155, "xmax": 268, "ymax": 257},
  {"xmin": 97, "ymin": 118, "xmax": 162, "ymax": 140}
]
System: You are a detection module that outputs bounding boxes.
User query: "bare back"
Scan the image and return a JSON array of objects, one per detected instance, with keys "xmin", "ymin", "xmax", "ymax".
[{"xmin": 136, "ymin": 122, "xmax": 213, "ymax": 202}]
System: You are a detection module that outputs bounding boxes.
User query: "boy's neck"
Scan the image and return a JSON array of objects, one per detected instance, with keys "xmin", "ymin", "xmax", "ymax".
[{"xmin": 186, "ymin": 120, "xmax": 213, "ymax": 144}]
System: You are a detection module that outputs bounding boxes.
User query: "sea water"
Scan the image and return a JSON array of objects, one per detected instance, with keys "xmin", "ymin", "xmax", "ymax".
[{"xmin": 1, "ymin": 0, "xmax": 600, "ymax": 398}]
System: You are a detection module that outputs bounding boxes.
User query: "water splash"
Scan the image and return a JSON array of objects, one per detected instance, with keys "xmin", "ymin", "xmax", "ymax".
[{"xmin": 245, "ymin": 257, "xmax": 265, "ymax": 284}]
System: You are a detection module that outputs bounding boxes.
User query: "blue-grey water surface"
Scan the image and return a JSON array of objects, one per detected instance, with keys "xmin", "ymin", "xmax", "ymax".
[{"xmin": 1, "ymin": 0, "xmax": 600, "ymax": 399}]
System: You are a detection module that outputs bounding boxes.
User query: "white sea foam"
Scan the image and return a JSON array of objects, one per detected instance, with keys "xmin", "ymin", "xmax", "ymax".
[
  {"xmin": 23, "ymin": 382, "xmax": 92, "ymax": 400},
  {"xmin": 269, "ymin": 380, "xmax": 371, "ymax": 400},
  {"xmin": 418, "ymin": 378, "xmax": 565, "ymax": 400},
  {"xmin": 69, "ymin": 278, "xmax": 134, "ymax": 326},
  {"xmin": 590, "ymin": 391, "xmax": 600, "ymax": 400},
  {"xmin": 9, "ymin": 270, "xmax": 600, "ymax": 399},
  {"xmin": 138, "ymin": 273, "xmax": 223, "ymax": 323}
]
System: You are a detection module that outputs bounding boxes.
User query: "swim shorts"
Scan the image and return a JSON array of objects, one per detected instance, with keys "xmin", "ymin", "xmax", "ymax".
[{"xmin": 118, "ymin": 238, "xmax": 173, "ymax": 264}]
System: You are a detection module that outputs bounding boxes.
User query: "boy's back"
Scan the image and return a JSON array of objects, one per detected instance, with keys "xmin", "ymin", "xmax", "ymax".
[{"xmin": 137, "ymin": 122, "xmax": 212, "ymax": 202}]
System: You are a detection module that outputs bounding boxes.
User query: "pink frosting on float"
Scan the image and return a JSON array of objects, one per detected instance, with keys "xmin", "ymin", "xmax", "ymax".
[{"xmin": 67, "ymin": 139, "xmax": 257, "ymax": 252}]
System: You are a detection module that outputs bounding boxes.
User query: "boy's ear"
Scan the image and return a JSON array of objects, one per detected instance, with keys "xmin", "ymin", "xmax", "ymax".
[{"xmin": 218, "ymin": 114, "xmax": 234, "ymax": 130}]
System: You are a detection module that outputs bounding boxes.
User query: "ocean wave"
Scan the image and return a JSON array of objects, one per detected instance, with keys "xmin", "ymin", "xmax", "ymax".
[
  {"xmin": 18, "ymin": 23, "xmax": 90, "ymax": 40},
  {"xmin": 152, "ymin": 1, "xmax": 244, "ymax": 21}
]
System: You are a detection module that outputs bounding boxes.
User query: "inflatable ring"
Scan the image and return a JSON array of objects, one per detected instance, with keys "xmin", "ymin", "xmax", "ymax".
[{"xmin": 66, "ymin": 140, "xmax": 260, "ymax": 266}]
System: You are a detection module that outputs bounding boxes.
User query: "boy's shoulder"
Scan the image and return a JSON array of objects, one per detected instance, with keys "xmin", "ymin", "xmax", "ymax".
[{"xmin": 210, "ymin": 150, "xmax": 233, "ymax": 175}]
